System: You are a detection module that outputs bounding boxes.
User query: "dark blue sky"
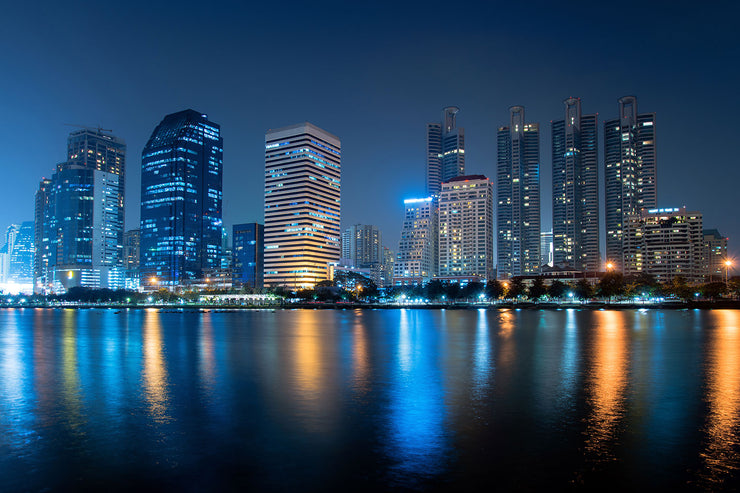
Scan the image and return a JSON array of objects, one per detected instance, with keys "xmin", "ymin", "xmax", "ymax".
[{"xmin": 1, "ymin": 1, "xmax": 738, "ymax": 261}]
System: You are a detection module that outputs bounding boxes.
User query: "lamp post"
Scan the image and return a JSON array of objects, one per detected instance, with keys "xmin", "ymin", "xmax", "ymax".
[{"xmin": 725, "ymin": 259, "xmax": 732, "ymax": 287}]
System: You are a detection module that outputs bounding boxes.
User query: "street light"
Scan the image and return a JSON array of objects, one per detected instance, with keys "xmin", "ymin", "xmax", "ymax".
[
  {"xmin": 606, "ymin": 262, "xmax": 614, "ymax": 272},
  {"xmin": 725, "ymin": 259, "xmax": 732, "ymax": 287}
]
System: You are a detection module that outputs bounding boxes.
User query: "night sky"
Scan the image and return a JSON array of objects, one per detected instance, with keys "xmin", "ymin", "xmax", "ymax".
[{"xmin": 1, "ymin": 1, "xmax": 738, "ymax": 262}]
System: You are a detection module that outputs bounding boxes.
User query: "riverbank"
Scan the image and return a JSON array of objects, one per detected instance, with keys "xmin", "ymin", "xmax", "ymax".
[{"xmin": 3, "ymin": 300, "xmax": 740, "ymax": 310}]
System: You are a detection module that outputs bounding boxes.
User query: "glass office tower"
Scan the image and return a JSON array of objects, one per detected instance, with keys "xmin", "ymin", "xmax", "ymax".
[
  {"xmin": 140, "ymin": 110, "xmax": 223, "ymax": 289},
  {"xmin": 232, "ymin": 223, "xmax": 264, "ymax": 289}
]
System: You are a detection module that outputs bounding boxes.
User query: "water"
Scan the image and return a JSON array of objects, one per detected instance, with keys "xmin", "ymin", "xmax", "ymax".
[{"xmin": 1, "ymin": 308, "xmax": 739, "ymax": 491}]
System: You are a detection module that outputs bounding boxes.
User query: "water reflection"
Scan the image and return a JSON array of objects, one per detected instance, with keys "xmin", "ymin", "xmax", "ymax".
[
  {"xmin": 584, "ymin": 311, "xmax": 628, "ymax": 459},
  {"xmin": 473, "ymin": 309, "xmax": 491, "ymax": 395},
  {"xmin": 142, "ymin": 310, "xmax": 170, "ymax": 424},
  {"xmin": 387, "ymin": 310, "xmax": 448, "ymax": 482},
  {"xmin": 699, "ymin": 310, "xmax": 740, "ymax": 487},
  {"xmin": 61, "ymin": 309, "xmax": 85, "ymax": 433},
  {"xmin": 199, "ymin": 313, "xmax": 216, "ymax": 392},
  {"xmin": 351, "ymin": 316, "xmax": 370, "ymax": 394}
]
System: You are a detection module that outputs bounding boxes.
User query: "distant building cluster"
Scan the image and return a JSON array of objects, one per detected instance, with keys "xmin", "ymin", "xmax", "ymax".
[
  {"xmin": 392, "ymin": 97, "xmax": 728, "ymax": 287},
  {"xmin": 9, "ymin": 95, "xmax": 730, "ymax": 296}
]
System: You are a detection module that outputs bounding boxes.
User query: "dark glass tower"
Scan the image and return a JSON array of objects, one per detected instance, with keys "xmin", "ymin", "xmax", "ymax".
[
  {"xmin": 551, "ymin": 97, "xmax": 599, "ymax": 272},
  {"xmin": 604, "ymin": 96, "xmax": 656, "ymax": 270},
  {"xmin": 426, "ymin": 106, "xmax": 465, "ymax": 196},
  {"xmin": 497, "ymin": 106, "xmax": 540, "ymax": 279},
  {"xmin": 140, "ymin": 110, "xmax": 223, "ymax": 289},
  {"xmin": 232, "ymin": 223, "xmax": 264, "ymax": 289}
]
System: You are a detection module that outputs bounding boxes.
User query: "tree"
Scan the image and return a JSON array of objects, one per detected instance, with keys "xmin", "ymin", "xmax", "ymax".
[
  {"xmin": 597, "ymin": 272, "xmax": 624, "ymax": 301},
  {"xmin": 507, "ymin": 278, "xmax": 525, "ymax": 299},
  {"xmin": 574, "ymin": 278, "xmax": 594, "ymax": 300},
  {"xmin": 665, "ymin": 275, "xmax": 693, "ymax": 301},
  {"xmin": 548, "ymin": 280, "xmax": 567, "ymax": 299},
  {"xmin": 425, "ymin": 280, "xmax": 445, "ymax": 301},
  {"xmin": 445, "ymin": 282, "xmax": 462, "ymax": 301},
  {"xmin": 485, "ymin": 279, "xmax": 504, "ymax": 300},
  {"xmin": 701, "ymin": 282, "xmax": 727, "ymax": 300},
  {"xmin": 528, "ymin": 277, "xmax": 547, "ymax": 301},
  {"xmin": 625, "ymin": 272, "xmax": 661, "ymax": 298},
  {"xmin": 461, "ymin": 281, "xmax": 485, "ymax": 300}
]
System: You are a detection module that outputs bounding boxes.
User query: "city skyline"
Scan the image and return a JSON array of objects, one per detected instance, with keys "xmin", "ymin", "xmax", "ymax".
[{"xmin": 1, "ymin": 1, "xmax": 738, "ymax": 265}]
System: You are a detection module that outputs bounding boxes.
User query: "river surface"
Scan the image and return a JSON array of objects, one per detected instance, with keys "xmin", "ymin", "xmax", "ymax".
[{"xmin": 1, "ymin": 308, "xmax": 740, "ymax": 491}]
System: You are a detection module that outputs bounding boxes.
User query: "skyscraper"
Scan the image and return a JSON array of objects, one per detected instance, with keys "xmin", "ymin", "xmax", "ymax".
[
  {"xmin": 497, "ymin": 106, "xmax": 541, "ymax": 279},
  {"xmin": 341, "ymin": 224, "xmax": 382, "ymax": 268},
  {"xmin": 551, "ymin": 97, "xmax": 599, "ymax": 271},
  {"xmin": 264, "ymin": 123, "xmax": 341, "ymax": 289},
  {"xmin": 438, "ymin": 175, "xmax": 493, "ymax": 279},
  {"xmin": 140, "ymin": 110, "xmax": 223, "ymax": 289},
  {"xmin": 123, "ymin": 229, "xmax": 140, "ymax": 290},
  {"xmin": 393, "ymin": 197, "xmax": 435, "ymax": 285},
  {"xmin": 604, "ymin": 96, "xmax": 656, "ymax": 270},
  {"xmin": 8, "ymin": 221, "xmax": 34, "ymax": 287},
  {"xmin": 49, "ymin": 165, "xmax": 123, "ymax": 290},
  {"xmin": 33, "ymin": 178, "xmax": 52, "ymax": 293},
  {"xmin": 67, "ymin": 128, "xmax": 126, "ymax": 229},
  {"xmin": 232, "ymin": 222, "xmax": 264, "ymax": 289},
  {"xmin": 426, "ymin": 106, "xmax": 465, "ymax": 196}
]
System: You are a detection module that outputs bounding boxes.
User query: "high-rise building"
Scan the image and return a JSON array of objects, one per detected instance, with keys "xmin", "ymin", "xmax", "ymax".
[
  {"xmin": 264, "ymin": 123, "xmax": 341, "ymax": 289},
  {"xmin": 540, "ymin": 231, "xmax": 553, "ymax": 268},
  {"xmin": 393, "ymin": 197, "xmax": 435, "ymax": 285},
  {"xmin": 123, "ymin": 229, "xmax": 140, "ymax": 290},
  {"xmin": 9, "ymin": 222, "xmax": 34, "ymax": 287},
  {"xmin": 49, "ymin": 165, "xmax": 123, "ymax": 290},
  {"xmin": 232, "ymin": 222, "xmax": 264, "ymax": 289},
  {"xmin": 438, "ymin": 175, "xmax": 493, "ymax": 279},
  {"xmin": 0, "ymin": 224, "xmax": 20, "ymax": 283},
  {"xmin": 552, "ymin": 97, "xmax": 599, "ymax": 271},
  {"xmin": 497, "ymin": 106, "xmax": 541, "ymax": 279},
  {"xmin": 140, "ymin": 110, "xmax": 223, "ymax": 289},
  {"xmin": 67, "ymin": 128, "xmax": 126, "ymax": 230},
  {"xmin": 604, "ymin": 96, "xmax": 656, "ymax": 270},
  {"xmin": 33, "ymin": 178, "xmax": 52, "ymax": 293},
  {"xmin": 703, "ymin": 229, "xmax": 729, "ymax": 282},
  {"xmin": 623, "ymin": 207, "xmax": 702, "ymax": 284},
  {"xmin": 426, "ymin": 106, "xmax": 465, "ymax": 196},
  {"xmin": 341, "ymin": 224, "xmax": 382, "ymax": 268},
  {"xmin": 379, "ymin": 246, "xmax": 395, "ymax": 288}
]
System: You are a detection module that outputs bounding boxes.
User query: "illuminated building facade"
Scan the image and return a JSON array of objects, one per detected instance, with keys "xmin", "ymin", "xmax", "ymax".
[
  {"xmin": 438, "ymin": 175, "xmax": 493, "ymax": 279},
  {"xmin": 605, "ymin": 96, "xmax": 656, "ymax": 270},
  {"xmin": 50, "ymin": 165, "xmax": 124, "ymax": 290},
  {"xmin": 232, "ymin": 222, "xmax": 264, "ymax": 289},
  {"xmin": 623, "ymin": 207, "xmax": 702, "ymax": 284},
  {"xmin": 33, "ymin": 178, "xmax": 52, "ymax": 293},
  {"xmin": 393, "ymin": 197, "xmax": 435, "ymax": 285},
  {"xmin": 341, "ymin": 224, "xmax": 382, "ymax": 268},
  {"xmin": 540, "ymin": 231, "xmax": 553, "ymax": 268},
  {"xmin": 497, "ymin": 106, "xmax": 541, "ymax": 279},
  {"xmin": 140, "ymin": 110, "xmax": 223, "ymax": 289},
  {"xmin": 264, "ymin": 123, "xmax": 341, "ymax": 288},
  {"xmin": 123, "ymin": 229, "xmax": 140, "ymax": 290},
  {"xmin": 67, "ymin": 128, "xmax": 126, "ymax": 230},
  {"xmin": 703, "ymin": 229, "xmax": 728, "ymax": 282},
  {"xmin": 552, "ymin": 97, "xmax": 599, "ymax": 271},
  {"xmin": 426, "ymin": 106, "xmax": 465, "ymax": 196}
]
